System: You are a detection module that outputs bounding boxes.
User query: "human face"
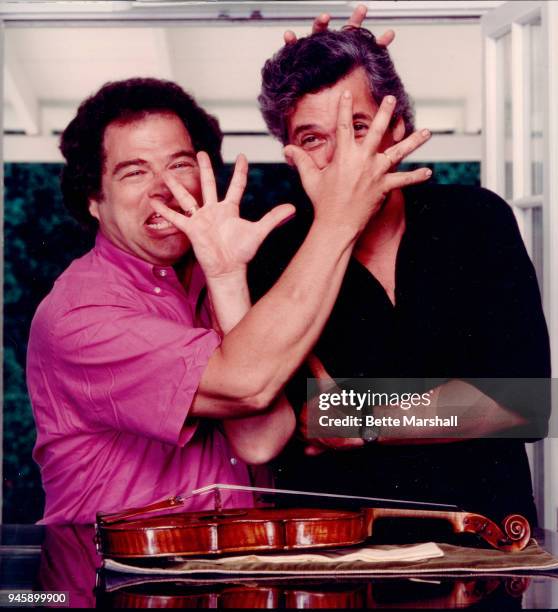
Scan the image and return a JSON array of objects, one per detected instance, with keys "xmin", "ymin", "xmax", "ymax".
[
  {"xmin": 287, "ymin": 67, "xmax": 402, "ymax": 170},
  {"xmin": 89, "ymin": 112, "xmax": 202, "ymax": 266}
]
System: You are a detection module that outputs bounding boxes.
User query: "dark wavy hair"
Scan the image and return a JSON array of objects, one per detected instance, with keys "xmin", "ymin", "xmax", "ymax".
[
  {"xmin": 60, "ymin": 77, "xmax": 223, "ymax": 232},
  {"xmin": 259, "ymin": 28, "xmax": 414, "ymax": 144}
]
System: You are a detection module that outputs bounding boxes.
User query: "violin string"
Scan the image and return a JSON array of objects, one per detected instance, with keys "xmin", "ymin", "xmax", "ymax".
[{"xmin": 184, "ymin": 484, "xmax": 460, "ymax": 511}]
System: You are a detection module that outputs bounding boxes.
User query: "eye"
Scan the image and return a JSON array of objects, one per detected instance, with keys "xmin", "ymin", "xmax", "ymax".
[
  {"xmin": 300, "ymin": 134, "xmax": 325, "ymax": 150},
  {"xmin": 170, "ymin": 159, "xmax": 196, "ymax": 171},
  {"xmin": 353, "ymin": 122, "xmax": 369, "ymax": 136},
  {"xmin": 121, "ymin": 169, "xmax": 145, "ymax": 180}
]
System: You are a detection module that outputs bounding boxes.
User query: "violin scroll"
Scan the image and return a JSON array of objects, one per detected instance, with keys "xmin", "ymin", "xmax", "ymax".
[
  {"xmin": 365, "ymin": 508, "xmax": 531, "ymax": 552},
  {"xmin": 461, "ymin": 512, "xmax": 530, "ymax": 552},
  {"xmin": 501, "ymin": 514, "xmax": 531, "ymax": 548},
  {"xmin": 502, "ymin": 514, "xmax": 531, "ymax": 542}
]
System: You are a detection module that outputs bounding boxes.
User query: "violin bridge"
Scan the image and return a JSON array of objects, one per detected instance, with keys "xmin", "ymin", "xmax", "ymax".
[{"xmin": 214, "ymin": 487, "xmax": 223, "ymax": 512}]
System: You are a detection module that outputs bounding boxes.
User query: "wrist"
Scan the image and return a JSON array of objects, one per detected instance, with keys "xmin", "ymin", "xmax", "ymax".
[
  {"xmin": 310, "ymin": 217, "xmax": 361, "ymax": 247},
  {"xmin": 205, "ymin": 267, "xmax": 247, "ymax": 290},
  {"xmin": 206, "ymin": 269, "xmax": 251, "ymax": 334}
]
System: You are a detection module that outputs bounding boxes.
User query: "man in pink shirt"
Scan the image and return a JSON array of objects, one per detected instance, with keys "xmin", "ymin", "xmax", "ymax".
[{"xmin": 26, "ymin": 76, "xmax": 430, "ymax": 523}]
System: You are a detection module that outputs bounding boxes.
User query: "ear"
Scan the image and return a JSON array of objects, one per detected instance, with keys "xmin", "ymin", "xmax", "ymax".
[
  {"xmin": 88, "ymin": 198, "xmax": 101, "ymax": 221},
  {"xmin": 392, "ymin": 116, "xmax": 405, "ymax": 143}
]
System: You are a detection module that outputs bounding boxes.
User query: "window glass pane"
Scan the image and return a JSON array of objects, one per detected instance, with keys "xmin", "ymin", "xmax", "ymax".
[
  {"xmin": 532, "ymin": 206, "xmax": 543, "ymax": 288},
  {"xmin": 500, "ymin": 32, "xmax": 513, "ymax": 200},
  {"xmin": 529, "ymin": 19, "xmax": 543, "ymax": 196}
]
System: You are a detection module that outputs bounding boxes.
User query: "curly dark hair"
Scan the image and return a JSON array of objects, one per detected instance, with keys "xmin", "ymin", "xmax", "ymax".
[
  {"xmin": 259, "ymin": 28, "xmax": 414, "ymax": 145},
  {"xmin": 60, "ymin": 77, "xmax": 223, "ymax": 232}
]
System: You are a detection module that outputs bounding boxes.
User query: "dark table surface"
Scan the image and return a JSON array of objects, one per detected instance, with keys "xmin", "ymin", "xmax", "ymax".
[{"xmin": 1, "ymin": 524, "xmax": 558, "ymax": 609}]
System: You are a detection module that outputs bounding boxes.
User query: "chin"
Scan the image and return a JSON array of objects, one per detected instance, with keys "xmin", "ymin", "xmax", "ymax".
[{"xmin": 152, "ymin": 237, "xmax": 192, "ymax": 267}]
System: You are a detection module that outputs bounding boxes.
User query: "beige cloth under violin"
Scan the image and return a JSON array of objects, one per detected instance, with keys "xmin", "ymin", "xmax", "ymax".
[{"xmin": 105, "ymin": 539, "xmax": 558, "ymax": 576}]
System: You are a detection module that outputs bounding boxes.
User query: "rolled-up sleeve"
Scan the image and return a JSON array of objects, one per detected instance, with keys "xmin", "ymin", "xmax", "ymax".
[
  {"xmin": 50, "ymin": 303, "xmax": 221, "ymax": 446},
  {"xmin": 456, "ymin": 189, "xmax": 551, "ymax": 437}
]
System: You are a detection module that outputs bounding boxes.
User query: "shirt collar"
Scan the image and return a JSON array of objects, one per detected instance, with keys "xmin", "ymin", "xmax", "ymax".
[{"xmin": 93, "ymin": 231, "xmax": 205, "ymax": 300}]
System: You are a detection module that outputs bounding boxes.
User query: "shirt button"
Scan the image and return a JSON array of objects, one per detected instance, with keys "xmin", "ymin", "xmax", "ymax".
[
  {"xmin": 154, "ymin": 287, "xmax": 162, "ymax": 295},
  {"xmin": 158, "ymin": 269, "xmax": 168, "ymax": 277},
  {"xmin": 230, "ymin": 457, "xmax": 237, "ymax": 465}
]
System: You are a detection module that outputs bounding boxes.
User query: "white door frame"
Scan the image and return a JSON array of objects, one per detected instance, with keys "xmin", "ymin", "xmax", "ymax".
[{"xmin": 483, "ymin": 0, "xmax": 558, "ymax": 529}]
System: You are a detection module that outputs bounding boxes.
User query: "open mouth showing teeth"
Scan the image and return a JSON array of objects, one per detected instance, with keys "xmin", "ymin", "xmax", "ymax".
[{"xmin": 146, "ymin": 213, "xmax": 175, "ymax": 230}]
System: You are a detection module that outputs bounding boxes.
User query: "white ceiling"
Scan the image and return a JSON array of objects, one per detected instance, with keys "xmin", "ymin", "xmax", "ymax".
[
  {"xmin": 2, "ymin": 0, "xmax": 500, "ymax": 162},
  {"xmin": 4, "ymin": 20, "xmax": 482, "ymax": 136}
]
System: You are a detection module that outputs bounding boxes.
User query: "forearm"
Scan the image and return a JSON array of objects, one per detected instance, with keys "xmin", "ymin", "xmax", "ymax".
[
  {"xmin": 375, "ymin": 380, "xmax": 527, "ymax": 444},
  {"xmin": 206, "ymin": 270, "xmax": 251, "ymax": 335},
  {"xmin": 223, "ymin": 394, "xmax": 295, "ymax": 464},
  {"xmin": 229, "ymin": 221, "xmax": 356, "ymax": 372},
  {"xmin": 194, "ymin": 221, "xmax": 357, "ymax": 416},
  {"xmin": 206, "ymin": 270, "xmax": 295, "ymax": 459}
]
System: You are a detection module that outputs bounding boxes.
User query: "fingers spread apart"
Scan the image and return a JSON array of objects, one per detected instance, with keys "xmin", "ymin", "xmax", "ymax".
[
  {"xmin": 255, "ymin": 203, "xmax": 296, "ymax": 241},
  {"xmin": 283, "ymin": 5, "xmax": 395, "ymax": 49},
  {"xmin": 283, "ymin": 144, "xmax": 317, "ymax": 178},
  {"xmin": 162, "ymin": 171, "xmax": 199, "ymax": 213},
  {"xmin": 381, "ymin": 128, "xmax": 431, "ymax": 168},
  {"xmin": 149, "ymin": 199, "xmax": 189, "ymax": 231},
  {"xmin": 224, "ymin": 154, "xmax": 248, "ymax": 206},
  {"xmin": 376, "ymin": 29, "xmax": 395, "ymax": 47},
  {"xmin": 312, "ymin": 13, "xmax": 330, "ymax": 34},
  {"xmin": 345, "ymin": 4, "xmax": 367, "ymax": 29},
  {"xmin": 197, "ymin": 151, "xmax": 218, "ymax": 206},
  {"xmin": 283, "ymin": 29, "xmax": 296, "ymax": 45},
  {"xmin": 362, "ymin": 95, "xmax": 396, "ymax": 153},
  {"xmin": 384, "ymin": 167, "xmax": 433, "ymax": 192},
  {"xmin": 334, "ymin": 91, "xmax": 355, "ymax": 152}
]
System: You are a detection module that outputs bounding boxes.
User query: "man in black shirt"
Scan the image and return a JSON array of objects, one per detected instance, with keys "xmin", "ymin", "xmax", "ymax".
[{"xmin": 250, "ymin": 27, "xmax": 550, "ymax": 525}]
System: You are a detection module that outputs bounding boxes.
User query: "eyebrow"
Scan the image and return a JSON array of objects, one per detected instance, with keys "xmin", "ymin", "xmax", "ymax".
[
  {"xmin": 291, "ymin": 113, "xmax": 374, "ymax": 140},
  {"xmin": 112, "ymin": 158, "xmax": 146, "ymax": 176},
  {"xmin": 111, "ymin": 150, "xmax": 196, "ymax": 176},
  {"xmin": 291, "ymin": 123, "xmax": 320, "ymax": 141},
  {"xmin": 169, "ymin": 150, "xmax": 197, "ymax": 162}
]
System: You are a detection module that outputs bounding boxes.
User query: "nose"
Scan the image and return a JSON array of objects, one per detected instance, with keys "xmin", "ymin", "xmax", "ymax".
[{"xmin": 148, "ymin": 173, "xmax": 173, "ymax": 202}]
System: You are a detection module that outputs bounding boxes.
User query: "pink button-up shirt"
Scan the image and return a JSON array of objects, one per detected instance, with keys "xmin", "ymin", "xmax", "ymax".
[{"xmin": 27, "ymin": 233, "xmax": 255, "ymax": 524}]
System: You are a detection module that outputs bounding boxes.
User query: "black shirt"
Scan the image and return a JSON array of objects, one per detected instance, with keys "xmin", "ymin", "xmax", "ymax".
[{"xmin": 247, "ymin": 182, "xmax": 550, "ymax": 526}]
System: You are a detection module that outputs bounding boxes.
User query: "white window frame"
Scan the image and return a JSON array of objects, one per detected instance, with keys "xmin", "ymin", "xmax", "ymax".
[{"xmin": 482, "ymin": 0, "xmax": 558, "ymax": 529}]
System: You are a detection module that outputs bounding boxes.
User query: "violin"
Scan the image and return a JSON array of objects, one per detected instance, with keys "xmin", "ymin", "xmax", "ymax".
[{"xmin": 96, "ymin": 485, "xmax": 531, "ymax": 559}]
